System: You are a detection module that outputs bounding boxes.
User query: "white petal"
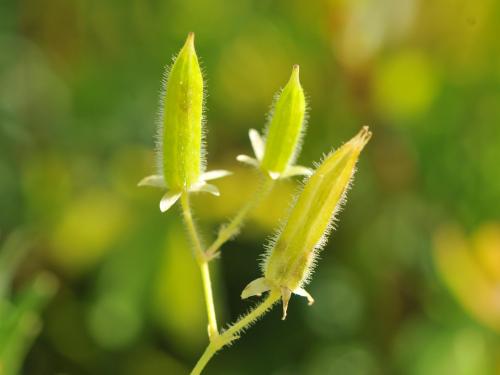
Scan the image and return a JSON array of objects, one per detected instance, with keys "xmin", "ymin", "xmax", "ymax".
[
  {"xmin": 201, "ymin": 169, "xmax": 232, "ymax": 181},
  {"xmin": 191, "ymin": 182, "xmax": 220, "ymax": 196},
  {"xmin": 268, "ymin": 171, "xmax": 281, "ymax": 180},
  {"xmin": 159, "ymin": 191, "xmax": 181, "ymax": 212},
  {"xmin": 189, "ymin": 181, "xmax": 205, "ymax": 191},
  {"xmin": 138, "ymin": 175, "xmax": 166, "ymax": 188},
  {"xmin": 236, "ymin": 155, "xmax": 259, "ymax": 167},
  {"xmin": 282, "ymin": 165, "xmax": 313, "ymax": 178},
  {"xmin": 249, "ymin": 129, "xmax": 264, "ymax": 161},
  {"xmin": 241, "ymin": 278, "xmax": 270, "ymax": 299},
  {"xmin": 293, "ymin": 287, "xmax": 315, "ymax": 305},
  {"xmin": 200, "ymin": 183, "xmax": 220, "ymax": 196}
]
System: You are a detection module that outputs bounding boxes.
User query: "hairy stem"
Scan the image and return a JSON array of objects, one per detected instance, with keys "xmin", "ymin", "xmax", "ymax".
[
  {"xmin": 205, "ymin": 175, "xmax": 275, "ymax": 258},
  {"xmin": 190, "ymin": 291, "xmax": 280, "ymax": 375},
  {"xmin": 180, "ymin": 192, "xmax": 219, "ymax": 339}
]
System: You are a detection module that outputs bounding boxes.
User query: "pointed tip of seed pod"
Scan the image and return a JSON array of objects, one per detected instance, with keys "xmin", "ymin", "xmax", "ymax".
[
  {"xmin": 289, "ymin": 64, "xmax": 300, "ymax": 84},
  {"xmin": 355, "ymin": 126, "xmax": 373, "ymax": 148},
  {"xmin": 184, "ymin": 32, "xmax": 195, "ymax": 50},
  {"xmin": 347, "ymin": 126, "xmax": 372, "ymax": 152}
]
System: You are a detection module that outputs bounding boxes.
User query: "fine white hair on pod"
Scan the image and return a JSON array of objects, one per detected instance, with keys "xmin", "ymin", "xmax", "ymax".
[{"xmin": 154, "ymin": 61, "xmax": 172, "ymax": 178}]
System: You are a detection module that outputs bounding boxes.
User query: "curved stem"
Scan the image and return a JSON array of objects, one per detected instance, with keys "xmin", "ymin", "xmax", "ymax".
[
  {"xmin": 180, "ymin": 192, "xmax": 219, "ymax": 339},
  {"xmin": 205, "ymin": 175, "xmax": 275, "ymax": 258},
  {"xmin": 190, "ymin": 291, "xmax": 280, "ymax": 375}
]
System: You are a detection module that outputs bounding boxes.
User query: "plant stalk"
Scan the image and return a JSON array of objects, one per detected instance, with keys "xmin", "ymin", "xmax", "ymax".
[
  {"xmin": 190, "ymin": 291, "xmax": 280, "ymax": 375},
  {"xmin": 180, "ymin": 192, "xmax": 219, "ymax": 339},
  {"xmin": 205, "ymin": 175, "xmax": 275, "ymax": 258}
]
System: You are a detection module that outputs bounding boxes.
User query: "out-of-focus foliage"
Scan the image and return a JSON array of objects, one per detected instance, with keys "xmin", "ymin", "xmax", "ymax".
[
  {"xmin": 0, "ymin": 232, "xmax": 57, "ymax": 375},
  {"xmin": 434, "ymin": 223, "xmax": 500, "ymax": 333},
  {"xmin": 0, "ymin": 0, "xmax": 499, "ymax": 373}
]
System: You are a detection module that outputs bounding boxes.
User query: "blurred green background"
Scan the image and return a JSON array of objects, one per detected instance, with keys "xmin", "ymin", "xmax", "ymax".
[{"xmin": 1, "ymin": 0, "xmax": 500, "ymax": 374}]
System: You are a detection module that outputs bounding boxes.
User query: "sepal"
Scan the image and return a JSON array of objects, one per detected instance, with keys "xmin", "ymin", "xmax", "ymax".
[
  {"xmin": 282, "ymin": 165, "xmax": 313, "ymax": 178},
  {"xmin": 201, "ymin": 170, "xmax": 232, "ymax": 181},
  {"xmin": 190, "ymin": 182, "xmax": 220, "ymax": 196},
  {"xmin": 138, "ymin": 175, "xmax": 166, "ymax": 188},
  {"xmin": 236, "ymin": 154, "xmax": 259, "ymax": 167},
  {"xmin": 159, "ymin": 191, "xmax": 181, "ymax": 212},
  {"xmin": 280, "ymin": 287, "xmax": 315, "ymax": 320},
  {"xmin": 241, "ymin": 278, "xmax": 270, "ymax": 299},
  {"xmin": 249, "ymin": 129, "xmax": 264, "ymax": 161}
]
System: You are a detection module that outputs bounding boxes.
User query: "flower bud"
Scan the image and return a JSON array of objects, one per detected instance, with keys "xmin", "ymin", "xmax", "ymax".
[
  {"xmin": 242, "ymin": 127, "xmax": 372, "ymax": 319},
  {"xmin": 237, "ymin": 65, "xmax": 311, "ymax": 180},
  {"xmin": 261, "ymin": 65, "xmax": 306, "ymax": 176},
  {"xmin": 160, "ymin": 32, "xmax": 204, "ymax": 192}
]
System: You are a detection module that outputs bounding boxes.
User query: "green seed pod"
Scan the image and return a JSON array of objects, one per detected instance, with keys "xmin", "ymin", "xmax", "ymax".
[
  {"xmin": 242, "ymin": 127, "xmax": 372, "ymax": 318},
  {"xmin": 261, "ymin": 65, "xmax": 306, "ymax": 176},
  {"xmin": 138, "ymin": 33, "xmax": 231, "ymax": 213},
  {"xmin": 237, "ymin": 66, "xmax": 311, "ymax": 180},
  {"xmin": 160, "ymin": 32, "xmax": 204, "ymax": 192}
]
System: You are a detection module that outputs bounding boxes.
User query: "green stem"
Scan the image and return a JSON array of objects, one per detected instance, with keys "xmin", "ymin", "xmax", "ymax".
[
  {"xmin": 180, "ymin": 192, "xmax": 219, "ymax": 339},
  {"xmin": 199, "ymin": 262, "xmax": 218, "ymax": 338},
  {"xmin": 205, "ymin": 175, "xmax": 275, "ymax": 258},
  {"xmin": 190, "ymin": 291, "xmax": 280, "ymax": 375}
]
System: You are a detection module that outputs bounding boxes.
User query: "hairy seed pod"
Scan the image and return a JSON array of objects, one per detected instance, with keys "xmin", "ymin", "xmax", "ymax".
[
  {"xmin": 265, "ymin": 126, "xmax": 371, "ymax": 281},
  {"xmin": 242, "ymin": 127, "xmax": 371, "ymax": 319},
  {"xmin": 261, "ymin": 65, "xmax": 306, "ymax": 176},
  {"xmin": 160, "ymin": 32, "xmax": 204, "ymax": 191},
  {"xmin": 139, "ymin": 33, "xmax": 230, "ymax": 212}
]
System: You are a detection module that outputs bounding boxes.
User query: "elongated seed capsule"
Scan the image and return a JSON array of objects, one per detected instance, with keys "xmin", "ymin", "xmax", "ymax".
[
  {"xmin": 160, "ymin": 32, "xmax": 204, "ymax": 192},
  {"xmin": 261, "ymin": 65, "xmax": 306, "ymax": 176},
  {"xmin": 259, "ymin": 127, "xmax": 371, "ymax": 318}
]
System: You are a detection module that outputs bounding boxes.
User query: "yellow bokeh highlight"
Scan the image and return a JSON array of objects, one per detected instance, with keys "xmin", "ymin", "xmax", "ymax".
[
  {"xmin": 48, "ymin": 189, "xmax": 128, "ymax": 275},
  {"xmin": 472, "ymin": 223, "xmax": 500, "ymax": 283},
  {"xmin": 374, "ymin": 50, "xmax": 439, "ymax": 120},
  {"xmin": 433, "ymin": 223, "xmax": 500, "ymax": 333}
]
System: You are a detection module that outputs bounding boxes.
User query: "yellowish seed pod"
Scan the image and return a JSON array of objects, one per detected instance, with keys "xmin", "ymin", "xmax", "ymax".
[
  {"xmin": 160, "ymin": 32, "xmax": 204, "ymax": 192},
  {"xmin": 261, "ymin": 65, "xmax": 306, "ymax": 176},
  {"xmin": 139, "ymin": 33, "xmax": 231, "ymax": 213},
  {"xmin": 242, "ymin": 127, "xmax": 371, "ymax": 318}
]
